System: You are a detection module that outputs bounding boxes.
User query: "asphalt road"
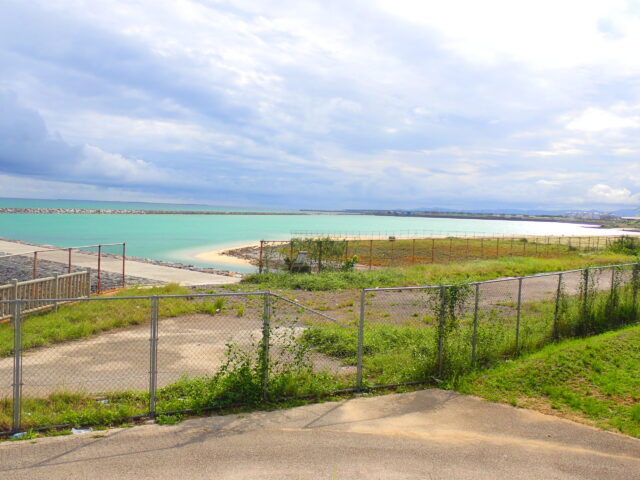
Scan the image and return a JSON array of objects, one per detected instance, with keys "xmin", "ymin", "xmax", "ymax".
[{"xmin": 1, "ymin": 389, "xmax": 639, "ymax": 479}]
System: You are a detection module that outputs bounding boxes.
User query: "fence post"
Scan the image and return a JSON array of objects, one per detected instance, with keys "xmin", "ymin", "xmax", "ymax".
[
  {"xmin": 122, "ymin": 242, "xmax": 126, "ymax": 288},
  {"xmin": 97, "ymin": 245, "xmax": 102, "ymax": 293},
  {"xmin": 356, "ymin": 289, "xmax": 366, "ymax": 391},
  {"xmin": 553, "ymin": 273, "xmax": 563, "ymax": 340},
  {"xmin": 12, "ymin": 300, "xmax": 22, "ymax": 432},
  {"xmin": 496, "ymin": 238, "xmax": 500, "ymax": 257},
  {"xmin": 149, "ymin": 296, "xmax": 159, "ymax": 417},
  {"xmin": 33, "ymin": 251, "xmax": 38, "ymax": 280},
  {"xmin": 12, "ymin": 279, "xmax": 18, "ymax": 309},
  {"xmin": 261, "ymin": 293, "xmax": 271, "ymax": 399},
  {"xmin": 437, "ymin": 286, "xmax": 446, "ymax": 377},
  {"xmin": 317, "ymin": 240, "xmax": 323, "ymax": 271},
  {"xmin": 68, "ymin": 248, "xmax": 72, "ymax": 273},
  {"xmin": 53, "ymin": 274, "xmax": 59, "ymax": 312},
  {"xmin": 471, "ymin": 283, "xmax": 479, "ymax": 366},
  {"xmin": 258, "ymin": 240, "xmax": 264, "ymax": 274},
  {"xmin": 368, "ymin": 240, "xmax": 373, "ymax": 270},
  {"xmin": 86, "ymin": 269, "xmax": 92, "ymax": 296},
  {"xmin": 515, "ymin": 277, "xmax": 523, "ymax": 354}
]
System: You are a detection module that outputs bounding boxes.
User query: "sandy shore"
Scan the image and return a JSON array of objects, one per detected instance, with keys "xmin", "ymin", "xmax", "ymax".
[{"xmin": 195, "ymin": 243, "xmax": 258, "ymax": 266}]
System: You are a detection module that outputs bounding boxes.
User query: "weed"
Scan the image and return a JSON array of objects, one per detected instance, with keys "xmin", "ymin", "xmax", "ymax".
[{"xmin": 156, "ymin": 413, "xmax": 184, "ymax": 425}]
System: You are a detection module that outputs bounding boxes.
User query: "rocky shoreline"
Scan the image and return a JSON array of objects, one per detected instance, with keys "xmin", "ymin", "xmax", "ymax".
[{"xmin": 0, "ymin": 237, "xmax": 245, "ymax": 282}]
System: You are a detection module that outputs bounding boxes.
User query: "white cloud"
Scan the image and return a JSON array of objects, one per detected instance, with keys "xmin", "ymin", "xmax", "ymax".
[
  {"xmin": 587, "ymin": 184, "xmax": 640, "ymax": 204},
  {"xmin": 376, "ymin": 0, "xmax": 640, "ymax": 70},
  {"xmin": 566, "ymin": 107, "xmax": 640, "ymax": 132}
]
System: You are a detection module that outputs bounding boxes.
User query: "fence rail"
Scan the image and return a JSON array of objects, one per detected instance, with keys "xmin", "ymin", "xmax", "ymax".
[
  {"xmin": 1, "ymin": 261, "xmax": 639, "ymax": 435},
  {"xmin": 258, "ymin": 234, "xmax": 636, "ymax": 273},
  {"xmin": 0, "ymin": 271, "xmax": 91, "ymax": 320}
]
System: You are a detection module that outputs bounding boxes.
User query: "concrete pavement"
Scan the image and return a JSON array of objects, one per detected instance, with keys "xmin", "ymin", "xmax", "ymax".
[
  {"xmin": 0, "ymin": 239, "xmax": 240, "ymax": 286},
  {"xmin": 1, "ymin": 389, "xmax": 638, "ymax": 479}
]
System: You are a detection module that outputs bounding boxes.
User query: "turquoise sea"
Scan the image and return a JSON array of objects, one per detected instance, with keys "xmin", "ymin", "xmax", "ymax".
[{"xmin": 0, "ymin": 198, "xmax": 622, "ymax": 272}]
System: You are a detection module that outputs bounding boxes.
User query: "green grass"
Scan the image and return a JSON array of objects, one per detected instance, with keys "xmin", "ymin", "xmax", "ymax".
[
  {"xmin": 243, "ymin": 253, "xmax": 635, "ymax": 290},
  {"xmin": 452, "ymin": 325, "xmax": 640, "ymax": 438},
  {"xmin": 0, "ymin": 284, "xmax": 234, "ymax": 357}
]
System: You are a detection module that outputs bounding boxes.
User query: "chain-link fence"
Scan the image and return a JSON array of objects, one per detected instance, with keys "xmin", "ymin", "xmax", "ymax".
[
  {"xmin": 1, "ymin": 261, "xmax": 639, "ymax": 434},
  {"xmin": 351, "ymin": 263, "xmax": 640, "ymax": 389},
  {"xmin": 257, "ymin": 235, "xmax": 632, "ymax": 272},
  {"xmin": 0, "ymin": 291, "xmax": 355, "ymax": 434}
]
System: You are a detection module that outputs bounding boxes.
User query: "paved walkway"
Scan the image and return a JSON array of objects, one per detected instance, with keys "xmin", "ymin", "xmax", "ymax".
[
  {"xmin": 0, "ymin": 239, "xmax": 240, "ymax": 286},
  {"xmin": 1, "ymin": 390, "xmax": 638, "ymax": 479}
]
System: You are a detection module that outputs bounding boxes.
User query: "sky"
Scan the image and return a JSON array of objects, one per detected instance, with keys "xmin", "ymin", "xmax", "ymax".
[{"xmin": 1, "ymin": 0, "xmax": 640, "ymax": 211}]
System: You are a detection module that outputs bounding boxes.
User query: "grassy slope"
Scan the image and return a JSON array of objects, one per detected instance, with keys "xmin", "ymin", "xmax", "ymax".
[
  {"xmin": 242, "ymin": 253, "xmax": 635, "ymax": 290},
  {"xmin": 452, "ymin": 325, "xmax": 640, "ymax": 438}
]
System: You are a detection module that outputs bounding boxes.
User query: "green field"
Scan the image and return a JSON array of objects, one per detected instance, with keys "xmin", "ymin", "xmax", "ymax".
[
  {"xmin": 244, "ymin": 252, "xmax": 634, "ymax": 290},
  {"xmin": 262, "ymin": 235, "xmax": 631, "ymax": 271}
]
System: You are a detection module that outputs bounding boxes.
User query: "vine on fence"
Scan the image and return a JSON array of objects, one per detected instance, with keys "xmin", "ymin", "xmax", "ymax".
[
  {"xmin": 426, "ymin": 283, "xmax": 473, "ymax": 376},
  {"xmin": 578, "ymin": 267, "xmax": 598, "ymax": 335}
]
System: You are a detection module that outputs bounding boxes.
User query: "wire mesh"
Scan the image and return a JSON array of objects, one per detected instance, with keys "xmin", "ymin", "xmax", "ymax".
[
  {"xmin": 16, "ymin": 296, "xmax": 150, "ymax": 431},
  {"xmin": 154, "ymin": 293, "xmax": 265, "ymax": 414},
  {"xmin": 268, "ymin": 294, "xmax": 355, "ymax": 395},
  {"xmin": 517, "ymin": 275, "xmax": 556, "ymax": 354},
  {"xmin": 357, "ymin": 287, "xmax": 440, "ymax": 386}
]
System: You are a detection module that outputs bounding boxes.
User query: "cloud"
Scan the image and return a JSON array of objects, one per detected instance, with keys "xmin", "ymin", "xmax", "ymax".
[
  {"xmin": 566, "ymin": 107, "xmax": 640, "ymax": 132},
  {"xmin": 0, "ymin": 0, "xmax": 640, "ymax": 210},
  {"xmin": 0, "ymin": 91, "xmax": 170, "ymax": 187},
  {"xmin": 587, "ymin": 184, "xmax": 640, "ymax": 204}
]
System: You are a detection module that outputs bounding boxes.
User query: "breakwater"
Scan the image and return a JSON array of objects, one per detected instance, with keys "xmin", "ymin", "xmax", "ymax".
[{"xmin": 0, "ymin": 208, "xmax": 322, "ymax": 215}]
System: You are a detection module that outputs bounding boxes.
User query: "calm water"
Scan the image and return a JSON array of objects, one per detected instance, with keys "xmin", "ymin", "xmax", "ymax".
[{"xmin": 0, "ymin": 198, "xmax": 620, "ymax": 272}]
